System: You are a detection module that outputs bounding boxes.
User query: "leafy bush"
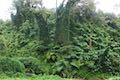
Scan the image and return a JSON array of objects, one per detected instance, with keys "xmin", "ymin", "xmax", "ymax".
[
  {"xmin": 0, "ymin": 57, "xmax": 25, "ymax": 74},
  {"xmin": 94, "ymin": 46, "xmax": 120, "ymax": 73},
  {"xmin": 18, "ymin": 57, "xmax": 42, "ymax": 75}
]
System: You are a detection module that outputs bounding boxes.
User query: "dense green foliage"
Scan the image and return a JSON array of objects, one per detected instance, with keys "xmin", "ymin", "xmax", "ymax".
[
  {"xmin": 0, "ymin": 0, "xmax": 120, "ymax": 79},
  {"xmin": 18, "ymin": 57, "xmax": 42, "ymax": 74},
  {"xmin": 0, "ymin": 57, "xmax": 25, "ymax": 74}
]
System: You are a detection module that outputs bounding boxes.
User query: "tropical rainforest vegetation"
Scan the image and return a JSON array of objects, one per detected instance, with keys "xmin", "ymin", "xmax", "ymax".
[{"xmin": 0, "ymin": 0, "xmax": 120, "ymax": 80}]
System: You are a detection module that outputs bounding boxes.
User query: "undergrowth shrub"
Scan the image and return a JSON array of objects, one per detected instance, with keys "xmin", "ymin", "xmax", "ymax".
[
  {"xmin": 0, "ymin": 57, "xmax": 25, "ymax": 75},
  {"xmin": 18, "ymin": 57, "xmax": 42, "ymax": 75},
  {"xmin": 50, "ymin": 44, "xmax": 120, "ymax": 78},
  {"xmin": 94, "ymin": 46, "xmax": 120, "ymax": 74}
]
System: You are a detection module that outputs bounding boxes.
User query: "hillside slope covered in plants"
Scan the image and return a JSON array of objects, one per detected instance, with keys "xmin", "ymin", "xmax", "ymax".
[{"xmin": 0, "ymin": 0, "xmax": 120, "ymax": 80}]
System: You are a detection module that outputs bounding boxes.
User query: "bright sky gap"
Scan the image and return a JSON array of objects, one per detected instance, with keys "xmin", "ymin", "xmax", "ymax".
[{"xmin": 0, "ymin": 0, "xmax": 120, "ymax": 20}]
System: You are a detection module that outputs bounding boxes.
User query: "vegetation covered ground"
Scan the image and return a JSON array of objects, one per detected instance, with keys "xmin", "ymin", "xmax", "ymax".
[
  {"xmin": 0, "ymin": 0, "xmax": 120, "ymax": 80},
  {"xmin": 0, "ymin": 75, "xmax": 120, "ymax": 80}
]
